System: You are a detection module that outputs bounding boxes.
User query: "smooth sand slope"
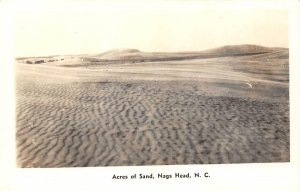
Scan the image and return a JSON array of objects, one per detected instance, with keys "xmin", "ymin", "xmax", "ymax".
[{"xmin": 15, "ymin": 45, "xmax": 289, "ymax": 167}]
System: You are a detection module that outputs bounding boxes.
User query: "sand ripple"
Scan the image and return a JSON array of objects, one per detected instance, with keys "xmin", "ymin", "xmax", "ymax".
[{"xmin": 16, "ymin": 78, "xmax": 289, "ymax": 167}]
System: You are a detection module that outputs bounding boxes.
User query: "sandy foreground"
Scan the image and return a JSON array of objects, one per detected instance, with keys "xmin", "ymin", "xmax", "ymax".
[{"xmin": 15, "ymin": 47, "xmax": 289, "ymax": 167}]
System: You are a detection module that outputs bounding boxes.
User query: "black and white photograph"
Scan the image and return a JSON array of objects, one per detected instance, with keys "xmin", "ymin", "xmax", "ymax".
[
  {"xmin": 0, "ymin": 1, "xmax": 299, "ymax": 191},
  {"xmin": 14, "ymin": 4, "xmax": 290, "ymax": 168}
]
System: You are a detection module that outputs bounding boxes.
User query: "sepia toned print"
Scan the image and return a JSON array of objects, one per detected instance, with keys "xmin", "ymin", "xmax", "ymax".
[{"xmin": 14, "ymin": 8, "xmax": 289, "ymax": 167}]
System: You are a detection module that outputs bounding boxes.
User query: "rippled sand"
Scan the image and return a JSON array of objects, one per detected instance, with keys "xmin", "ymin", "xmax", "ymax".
[{"xmin": 15, "ymin": 48, "xmax": 289, "ymax": 167}]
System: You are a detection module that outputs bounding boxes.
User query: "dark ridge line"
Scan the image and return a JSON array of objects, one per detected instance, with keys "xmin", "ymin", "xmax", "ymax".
[
  {"xmin": 86, "ymin": 51, "xmax": 273, "ymax": 62},
  {"xmin": 59, "ymin": 51, "xmax": 278, "ymax": 68},
  {"xmin": 15, "ymin": 40, "xmax": 290, "ymax": 61}
]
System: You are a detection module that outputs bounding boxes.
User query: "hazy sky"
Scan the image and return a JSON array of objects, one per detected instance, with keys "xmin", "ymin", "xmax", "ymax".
[{"xmin": 13, "ymin": 4, "xmax": 288, "ymax": 57}]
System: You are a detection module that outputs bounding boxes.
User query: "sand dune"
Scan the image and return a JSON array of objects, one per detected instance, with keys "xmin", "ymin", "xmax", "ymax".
[
  {"xmin": 15, "ymin": 45, "xmax": 289, "ymax": 167},
  {"xmin": 202, "ymin": 44, "xmax": 273, "ymax": 55},
  {"xmin": 94, "ymin": 44, "xmax": 276, "ymax": 61},
  {"xmin": 17, "ymin": 44, "xmax": 283, "ymax": 64}
]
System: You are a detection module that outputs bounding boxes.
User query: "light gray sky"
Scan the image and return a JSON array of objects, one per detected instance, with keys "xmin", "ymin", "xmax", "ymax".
[{"xmin": 12, "ymin": 3, "xmax": 288, "ymax": 57}]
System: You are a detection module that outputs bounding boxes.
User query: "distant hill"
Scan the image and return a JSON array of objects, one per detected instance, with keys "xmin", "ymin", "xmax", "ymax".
[
  {"xmin": 202, "ymin": 44, "xmax": 273, "ymax": 55},
  {"xmin": 96, "ymin": 48, "xmax": 149, "ymax": 60},
  {"xmin": 17, "ymin": 44, "xmax": 288, "ymax": 64},
  {"xmin": 93, "ymin": 45, "xmax": 282, "ymax": 62}
]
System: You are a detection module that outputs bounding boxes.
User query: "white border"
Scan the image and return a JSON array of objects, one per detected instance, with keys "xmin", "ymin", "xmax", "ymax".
[{"xmin": 0, "ymin": 1, "xmax": 299, "ymax": 191}]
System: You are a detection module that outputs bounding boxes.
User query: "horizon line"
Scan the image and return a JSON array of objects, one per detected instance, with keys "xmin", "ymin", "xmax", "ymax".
[{"xmin": 15, "ymin": 44, "xmax": 289, "ymax": 58}]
